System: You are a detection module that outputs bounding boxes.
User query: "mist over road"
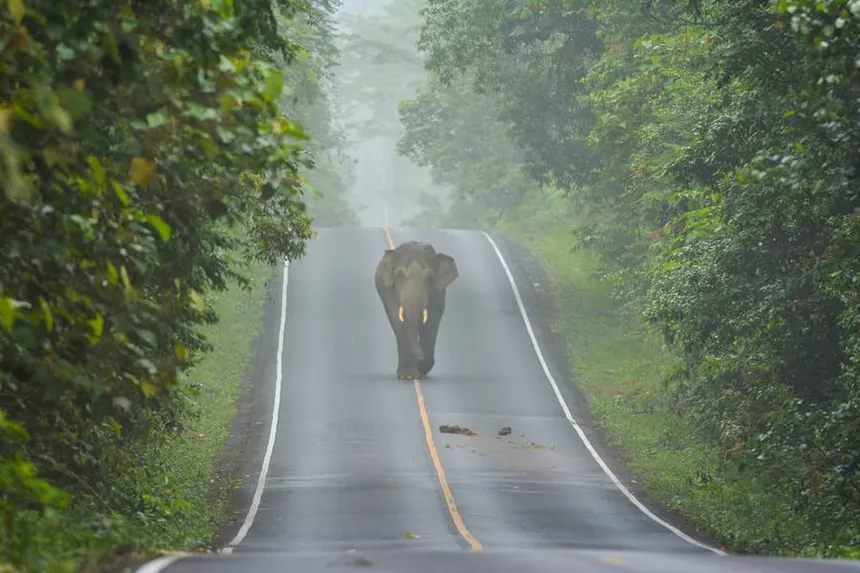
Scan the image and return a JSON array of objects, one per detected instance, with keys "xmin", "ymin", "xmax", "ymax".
[
  {"xmin": 331, "ymin": 0, "xmax": 441, "ymax": 229},
  {"xmin": 235, "ymin": 227, "xmax": 718, "ymax": 555},
  {"xmin": 136, "ymin": 227, "xmax": 860, "ymax": 573}
]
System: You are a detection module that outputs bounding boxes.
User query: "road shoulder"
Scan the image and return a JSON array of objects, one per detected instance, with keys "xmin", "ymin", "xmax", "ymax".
[
  {"xmin": 211, "ymin": 261, "xmax": 285, "ymax": 549},
  {"xmin": 484, "ymin": 231, "xmax": 724, "ymax": 553}
]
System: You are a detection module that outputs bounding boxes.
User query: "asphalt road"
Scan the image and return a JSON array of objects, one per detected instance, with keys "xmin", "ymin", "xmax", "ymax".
[{"xmin": 138, "ymin": 227, "xmax": 860, "ymax": 573}]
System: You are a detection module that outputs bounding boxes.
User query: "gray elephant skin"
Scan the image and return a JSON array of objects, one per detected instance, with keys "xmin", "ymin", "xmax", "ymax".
[{"xmin": 374, "ymin": 240, "xmax": 459, "ymax": 380}]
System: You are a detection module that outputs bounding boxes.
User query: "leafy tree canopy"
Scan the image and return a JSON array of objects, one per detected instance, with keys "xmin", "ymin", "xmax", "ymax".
[
  {"xmin": 0, "ymin": 0, "xmax": 350, "ymax": 568},
  {"xmin": 401, "ymin": 0, "xmax": 860, "ymax": 556}
]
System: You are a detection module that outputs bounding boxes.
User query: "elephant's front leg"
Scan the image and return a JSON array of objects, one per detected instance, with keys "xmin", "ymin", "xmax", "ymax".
[
  {"xmin": 379, "ymin": 291, "xmax": 418, "ymax": 379},
  {"xmin": 394, "ymin": 328, "xmax": 412, "ymax": 379},
  {"xmin": 396, "ymin": 334, "xmax": 421, "ymax": 380},
  {"xmin": 391, "ymin": 322, "xmax": 420, "ymax": 380},
  {"xmin": 417, "ymin": 294, "xmax": 445, "ymax": 376}
]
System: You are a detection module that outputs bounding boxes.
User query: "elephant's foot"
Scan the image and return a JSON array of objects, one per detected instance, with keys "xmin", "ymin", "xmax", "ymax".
[{"xmin": 397, "ymin": 368, "xmax": 422, "ymax": 381}]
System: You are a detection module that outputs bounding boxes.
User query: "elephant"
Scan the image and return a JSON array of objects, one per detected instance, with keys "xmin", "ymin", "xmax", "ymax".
[{"xmin": 374, "ymin": 240, "xmax": 459, "ymax": 380}]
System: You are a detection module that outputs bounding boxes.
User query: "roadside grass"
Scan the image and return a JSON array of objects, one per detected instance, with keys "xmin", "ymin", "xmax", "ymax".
[
  {"xmin": 1, "ymin": 261, "xmax": 275, "ymax": 573},
  {"xmin": 492, "ymin": 190, "xmax": 828, "ymax": 557},
  {"xmin": 123, "ymin": 260, "xmax": 276, "ymax": 553}
]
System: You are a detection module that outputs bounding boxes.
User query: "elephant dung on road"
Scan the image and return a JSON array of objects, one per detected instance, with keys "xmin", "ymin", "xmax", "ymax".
[{"xmin": 374, "ymin": 240, "xmax": 459, "ymax": 380}]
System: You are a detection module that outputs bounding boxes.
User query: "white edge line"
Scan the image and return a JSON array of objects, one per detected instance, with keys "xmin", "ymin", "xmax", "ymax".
[
  {"xmin": 135, "ymin": 554, "xmax": 189, "ymax": 573},
  {"xmin": 481, "ymin": 232, "xmax": 727, "ymax": 557},
  {"xmin": 136, "ymin": 257, "xmax": 290, "ymax": 571},
  {"xmin": 223, "ymin": 257, "xmax": 289, "ymax": 553}
]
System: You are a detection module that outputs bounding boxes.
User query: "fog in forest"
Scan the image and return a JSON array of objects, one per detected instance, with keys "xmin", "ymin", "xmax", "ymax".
[{"xmin": 330, "ymin": 0, "xmax": 450, "ymax": 228}]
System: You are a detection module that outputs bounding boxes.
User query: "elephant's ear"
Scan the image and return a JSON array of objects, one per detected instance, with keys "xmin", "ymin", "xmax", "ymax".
[
  {"xmin": 420, "ymin": 242, "xmax": 438, "ymax": 265},
  {"xmin": 434, "ymin": 253, "xmax": 458, "ymax": 290},
  {"xmin": 378, "ymin": 249, "xmax": 396, "ymax": 287}
]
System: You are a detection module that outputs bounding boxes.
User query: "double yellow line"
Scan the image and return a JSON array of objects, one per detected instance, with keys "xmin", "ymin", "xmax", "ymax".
[{"xmin": 383, "ymin": 227, "xmax": 483, "ymax": 551}]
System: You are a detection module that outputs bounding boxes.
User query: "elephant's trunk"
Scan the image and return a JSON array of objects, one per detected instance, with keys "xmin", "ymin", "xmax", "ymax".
[
  {"xmin": 411, "ymin": 339, "xmax": 424, "ymax": 363},
  {"xmin": 399, "ymin": 302, "xmax": 425, "ymax": 363}
]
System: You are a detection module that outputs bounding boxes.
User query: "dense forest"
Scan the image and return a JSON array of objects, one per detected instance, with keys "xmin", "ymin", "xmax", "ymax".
[
  {"xmin": 0, "ymin": 0, "xmax": 353, "ymax": 570},
  {"xmin": 398, "ymin": 0, "xmax": 860, "ymax": 558}
]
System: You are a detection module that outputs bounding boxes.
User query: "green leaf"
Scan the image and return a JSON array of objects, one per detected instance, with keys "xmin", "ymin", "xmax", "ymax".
[
  {"xmin": 48, "ymin": 100, "xmax": 73, "ymax": 133},
  {"xmin": 0, "ymin": 297, "xmax": 17, "ymax": 331},
  {"xmin": 4, "ymin": 167, "xmax": 33, "ymax": 202},
  {"xmin": 262, "ymin": 68, "xmax": 285, "ymax": 103},
  {"xmin": 185, "ymin": 102, "xmax": 219, "ymax": 121},
  {"xmin": 188, "ymin": 290, "xmax": 205, "ymax": 312},
  {"xmin": 136, "ymin": 329, "xmax": 156, "ymax": 346},
  {"xmin": 303, "ymin": 182, "xmax": 323, "ymax": 199},
  {"xmin": 7, "ymin": 0, "xmax": 24, "ymax": 24},
  {"xmin": 87, "ymin": 314, "xmax": 104, "ymax": 344},
  {"xmin": 210, "ymin": 0, "xmax": 234, "ymax": 18},
  {"xmin": 141, "ymin": 380, "xmax": 157, "ymax": 397},
  {"xmin": 120, "ymin": 265, "xmax": 131, "ymax": 289},
  {"xmin": 217, "ymin": 126, "xmax": 236, "ymax": 143},
  {"xmin": 106, "ymin": 261, "xmax": 118, "ymax": 285},
  {"xmin": 112, "ymin": 182, "xmax": 131, "ymax": 206},
  {"xmin": 56, "ymin": 87, "xmax": 92, "ymax": 120},
  {"xmin": 38, "ymin": 297, "xmax": 53, "ymax": 332},
  {"xmin": 146, "ymin": 107, "xmax": 171, "ymax": 128},
  {"xmin": 146, "ymin": 213, "xmax": 172, "ymax": 241}
]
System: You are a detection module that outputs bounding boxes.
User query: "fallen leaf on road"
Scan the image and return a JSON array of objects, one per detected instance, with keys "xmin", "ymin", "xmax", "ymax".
[
  {"xmin": 498, "ymin": 426, "xmax": 512, "ymax": 436},
  {"xmin": 405, "ymin": 532, "xmax": 420, "ymax": 539}
]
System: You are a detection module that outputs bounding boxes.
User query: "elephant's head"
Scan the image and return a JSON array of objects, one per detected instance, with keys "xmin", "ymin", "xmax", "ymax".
[{"xmin": 378, "ymin": 242, "xmax": 458, "ymax": 362}]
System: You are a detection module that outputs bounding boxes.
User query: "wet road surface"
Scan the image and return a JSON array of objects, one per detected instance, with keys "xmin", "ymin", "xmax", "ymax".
[{"xmin": 138, "ymin": 228, "xmax": 860, "ymax": 573}]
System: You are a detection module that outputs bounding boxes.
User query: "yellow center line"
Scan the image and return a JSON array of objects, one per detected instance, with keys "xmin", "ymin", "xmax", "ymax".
[{"xmin": 382, "ymin": 227, "xmax": 483, "ymax": 551}]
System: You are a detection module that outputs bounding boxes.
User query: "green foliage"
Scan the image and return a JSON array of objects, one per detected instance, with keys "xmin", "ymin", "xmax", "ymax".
[
  {"xmin": 0, "ymin": 0, "xmax": 347, "ymax": 569},
  {"xmin": 418, "ymin": 0, "xmax": 603, "ymax": 187},
  {"xmin": 402, "ymin": 0, "xmax": 860, "ymax": 557},
  {"xmin": 398, "ymin": 74, "xmax": 532, "ymax": 228}
]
